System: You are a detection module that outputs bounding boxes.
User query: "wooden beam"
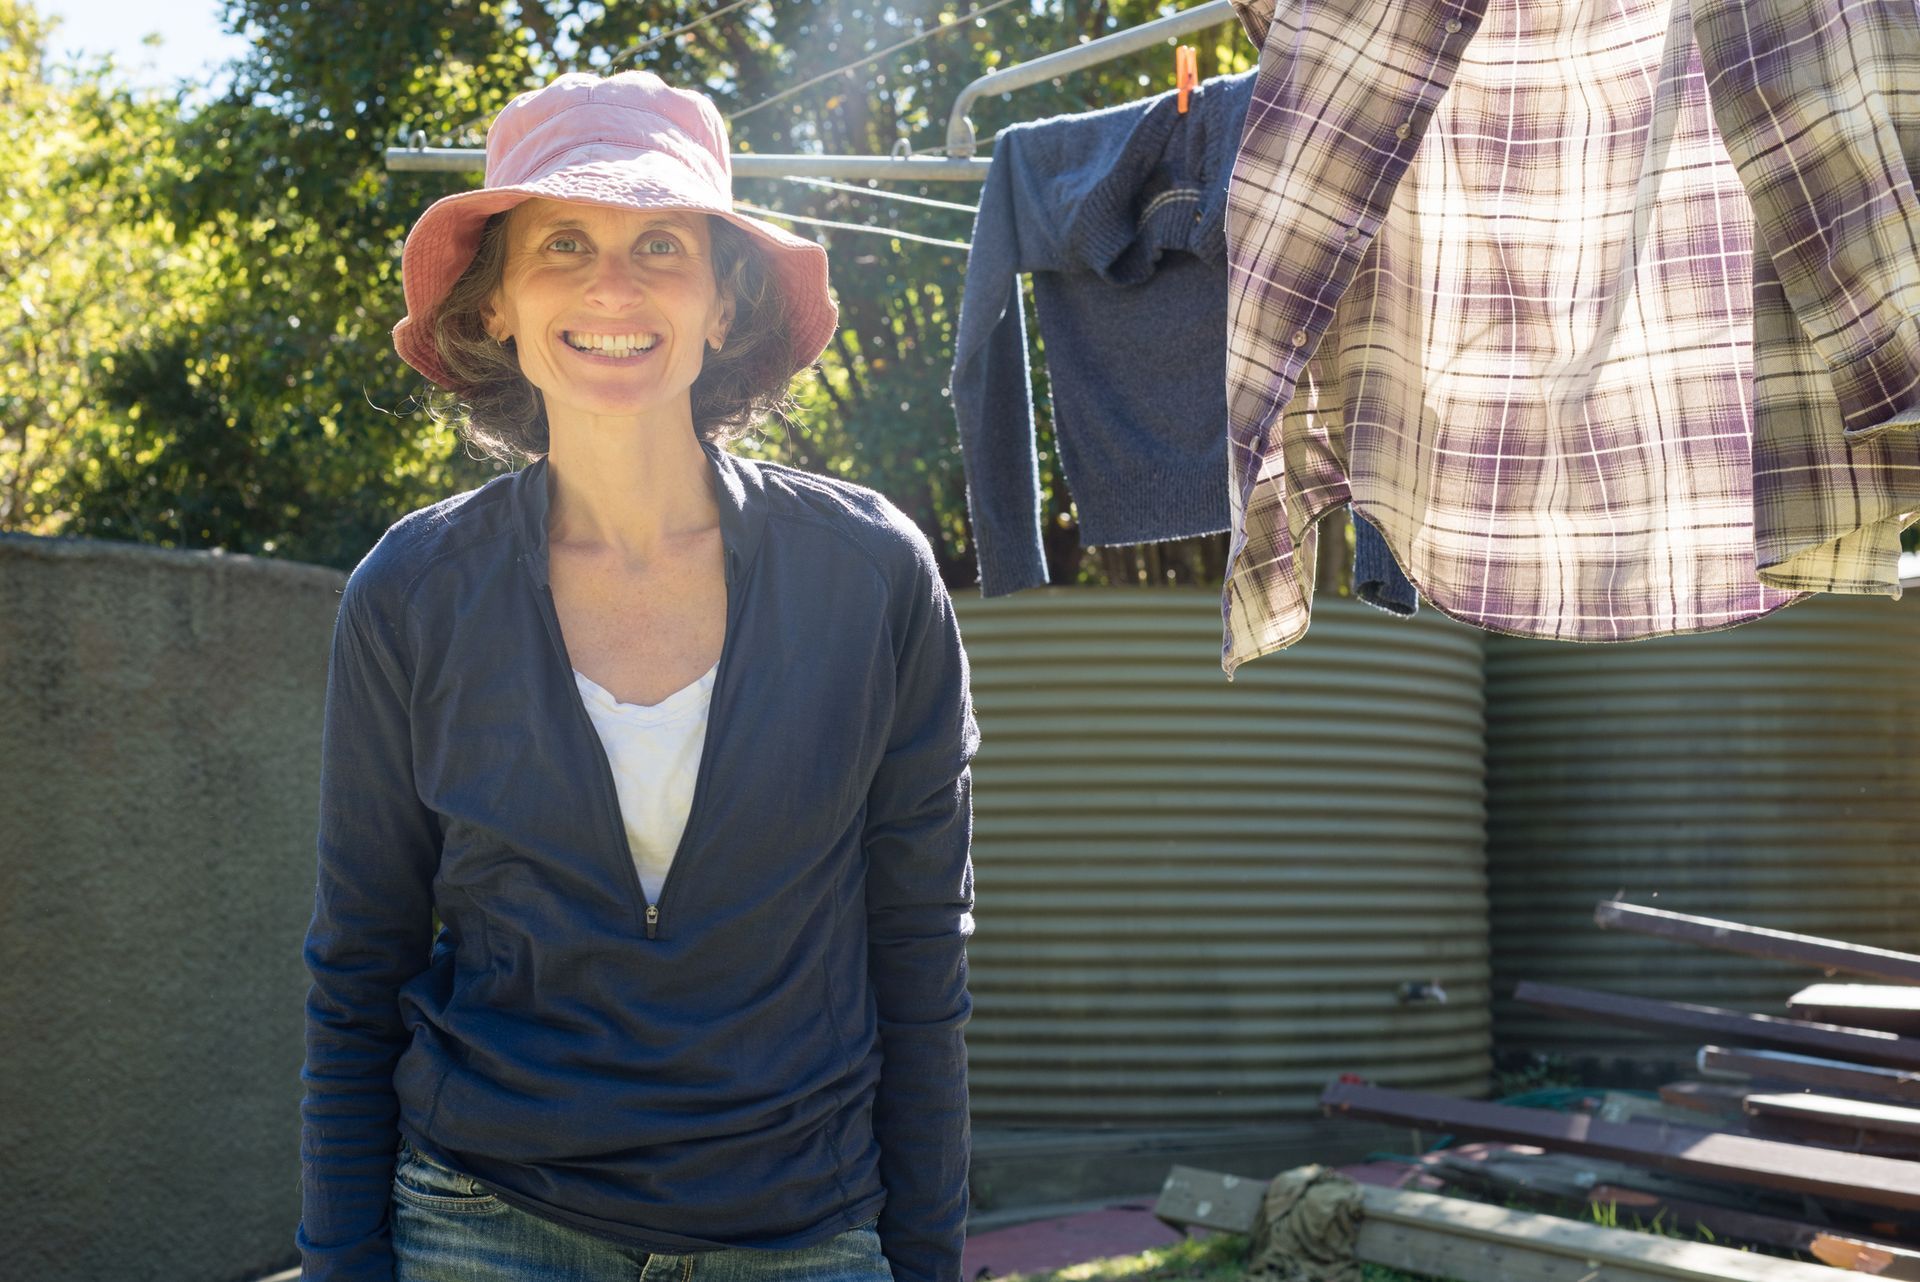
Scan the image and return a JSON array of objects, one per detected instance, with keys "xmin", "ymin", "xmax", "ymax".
[
  {"xmin": 1355, "ymin": 1184, "xmax": 1841, "ymax": 1282},
  {"xmin": 1320, "ymin": 1081, "xmax": 1920, "ymax": 1212},
  {"xmin": 1432, "ymin": 1148, "xmax": 1920, "ymax": 1256},
  {"xmin": 1514, "ymin": 981, "xmax": 1920, "ymax": 1071},
  {"xmin": 1593, "ymin": 901, "xmax": 1920, "ymax": 985},
  {"xmin": 1584, "ymin": 1088, "xmax": 1917, "ymax": 1155},
  {"xmin": 1155, "ymin": 1166, "xmax": 1847, "ymax": 1282},
  {"xmin": 1744, "ymin": 1092, "xmax": 1920, "ymax": 1142},
  {"xmin": 1586, "ymin": 1183, "xmax": 1881, "ymax": 1256},
  {"xmin": 1700, "ymin": 1045, "xmax": 1920, "ymax": 1106},
  {"xmin": 1429, "ymin": 1153, "xmax": 1822, "ymax": 1251},
  {"xmin": 1430, "ymin": 1149, "xmax": 1818, "ymax": 1219},
  {"xmin": 1789, "ymin": 985, "xmax": 1920, "ymax": 1037},
  {"xmin": 1150, "ymin": 1164, "xmax": 1266, "ymax": 1233}
]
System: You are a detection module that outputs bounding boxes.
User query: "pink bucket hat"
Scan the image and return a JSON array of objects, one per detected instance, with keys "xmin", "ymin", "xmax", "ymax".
[{"xmin": 393, "ymin": 71, "xmax": 836, "ymax": 388}]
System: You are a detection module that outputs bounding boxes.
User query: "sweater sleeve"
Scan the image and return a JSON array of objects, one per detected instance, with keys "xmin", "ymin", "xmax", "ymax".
[
  {"xmin": 297, "ymin": 576, "xmax": 440, "ymax": 1282},
  {"xmin": 951, "ymin": 128, "xmax": 1063, "ymax": 597},
  {"xmin": 863, "ymin": 541, "xmax": 980, "ymax": 1282}
]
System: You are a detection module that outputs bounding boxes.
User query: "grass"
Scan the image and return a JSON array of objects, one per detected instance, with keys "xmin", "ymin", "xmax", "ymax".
[{"xmin": 992, "ymin": 1233, "xmax": 1447, "ymax": 1282}]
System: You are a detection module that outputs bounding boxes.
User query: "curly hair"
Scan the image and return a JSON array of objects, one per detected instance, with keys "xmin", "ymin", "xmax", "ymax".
[{"xmin": 425, "ymin": 209, "xmax": 799, "ymax": 463}]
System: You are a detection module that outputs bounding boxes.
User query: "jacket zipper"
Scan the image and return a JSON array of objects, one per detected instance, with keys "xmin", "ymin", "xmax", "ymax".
[
  {"xmin": 530, "ymin": 543, "xmax": 739, "ymax": 944},
  {"xmin": 647, "ymin": 544, "xmax": 739, "ymax": 940},
  {"xmin": 535, "ymin": 576, "xmax": 656, "ymax": 939}
]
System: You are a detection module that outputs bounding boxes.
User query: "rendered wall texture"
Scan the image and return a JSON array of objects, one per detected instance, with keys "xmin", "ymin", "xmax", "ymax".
[{"xmin": 0, "ymin": 533, "xmax": 345, "ymax": 1282}]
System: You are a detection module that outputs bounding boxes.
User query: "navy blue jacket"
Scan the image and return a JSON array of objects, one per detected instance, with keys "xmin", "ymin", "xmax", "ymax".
[{"xmin": 297, "ymin": 443, "xmax": 978, "ymax": 1282}]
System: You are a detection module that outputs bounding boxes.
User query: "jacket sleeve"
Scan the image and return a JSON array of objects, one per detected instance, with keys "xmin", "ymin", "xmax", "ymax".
[
  {"xmin": 297, "ymin": 576, "xmax": 440, "ymax": 1281},
  {"xmin": 951, "ymin": 128, "xmax": 1063, "ymax": 597},
  {"xmin": 864, "ymin": 544, "xmax": 980, "ymax": 1282}
]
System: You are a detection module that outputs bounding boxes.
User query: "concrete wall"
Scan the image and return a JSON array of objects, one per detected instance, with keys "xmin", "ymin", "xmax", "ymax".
[{"xmin": 0, "ymin": 533, "xmax": 344, "ymax": 1282}]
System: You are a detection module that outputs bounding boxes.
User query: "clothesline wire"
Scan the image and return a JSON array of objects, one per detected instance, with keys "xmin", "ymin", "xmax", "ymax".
[
  {"xmin": 771, "ymin": 175, "xmax": 980, "ymax": 213},
  {"xmin": 727, "ymin": 0, "xmax": 1025, "ymax": 122},
  {"xmin": 417, "ymin": 3, "xmax": 1023, "ymax": 158},
  {"xmin": 733, "ymin": 201, "xmax": 971, "ymax": 252},
  {"xmin": 606, "ymin": 0, "xmax": 758, "ymax": 71},
  {"xmin": 432, "ymin": 0, "xmax": 763, "ymax": 143}
]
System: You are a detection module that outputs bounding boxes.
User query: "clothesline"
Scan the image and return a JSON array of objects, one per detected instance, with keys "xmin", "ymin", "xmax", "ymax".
[
  {"xmin": 436, "ymin": 0, "xmax": 1034, "ymax": 144},
  {"xmin": 386, "ymin": 0, "xmax": 1230, "ymax": 178},
  {"xmin": 774, "ymin": 176, "xmax": 979, "ymax": 214},
  {"xmin": 728, "ymin": 0, "xmax": 1025, "ymax": 122},
  {"xmin": 732, "ymin": 201, "xmax": 971, "ymax": 251},
  {"xmin": 605, "ymin": 0, "xmax": 756, "ymax": 71}
]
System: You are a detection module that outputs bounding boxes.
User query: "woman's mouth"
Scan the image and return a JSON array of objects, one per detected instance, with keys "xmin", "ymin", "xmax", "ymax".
[{"xmin": 563, "ymin": 330, "xmax": 659, "ymax": 359}]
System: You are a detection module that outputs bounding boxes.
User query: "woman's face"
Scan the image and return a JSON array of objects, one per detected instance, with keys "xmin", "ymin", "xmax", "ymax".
[{"xmin": 484, "ymin": 199, "xmax": 733, "ymax": 431}]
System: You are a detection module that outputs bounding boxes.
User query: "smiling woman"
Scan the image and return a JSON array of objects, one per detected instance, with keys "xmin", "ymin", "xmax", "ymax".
[
  {"xmin": 299, "ymin": 70, "xmax": 978, "ymax": 1282},
  {"xmin": 427, "ymin": 202, "xmax": 796, "ymax": 462}
]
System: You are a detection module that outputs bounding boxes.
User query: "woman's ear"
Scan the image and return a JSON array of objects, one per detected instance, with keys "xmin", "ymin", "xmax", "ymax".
[
  {"xmin": 707, "ymin": 282, "xmax": 736, "ymax": 353},
  {"xmin": 482, "ymin": 293, "xmax": 510, "ymax": 344}
]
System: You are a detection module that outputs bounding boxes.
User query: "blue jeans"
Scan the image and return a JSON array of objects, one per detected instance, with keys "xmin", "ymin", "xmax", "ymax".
[{"xmin": 391, "ymin": 1137, "xmax": 896, "ymax": 1281}]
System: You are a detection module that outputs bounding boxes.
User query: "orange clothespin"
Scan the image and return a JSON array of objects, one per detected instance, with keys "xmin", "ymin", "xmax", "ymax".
[{"xmin": 1175, "ymin": 45, "xmax": 1198, "ymax": 114}]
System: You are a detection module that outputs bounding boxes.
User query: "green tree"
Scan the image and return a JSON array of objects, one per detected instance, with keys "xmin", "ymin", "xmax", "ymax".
[
  {"xmin": 37, "ymin": 1, "xmax": 1259, "ymax": 579},
  {"xmin": 0, "ymin": 0, "xmax": 206, "ymax": 538},
  {"xmin": 50, "ymin": 1, "xmax": 550, "ymax": 566}
]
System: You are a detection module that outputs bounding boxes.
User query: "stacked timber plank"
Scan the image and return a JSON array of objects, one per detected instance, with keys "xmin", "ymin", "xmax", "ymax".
[
  {"xmin": 1318, "ymin": 902, "xmax": 1920, "ymax": 1277},
  {"xmin": 1155, "ymin": 1164, "xmax": 1863, "ymax": 1281}
]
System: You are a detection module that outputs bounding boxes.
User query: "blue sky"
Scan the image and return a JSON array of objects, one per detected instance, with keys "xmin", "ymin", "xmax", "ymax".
[{"xmin": 39, "ymin": 0, "xmax": 252, "ymax": 91}]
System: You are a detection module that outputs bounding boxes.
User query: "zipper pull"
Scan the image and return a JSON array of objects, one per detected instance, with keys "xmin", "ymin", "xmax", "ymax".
[{"xmin": 646, "ymin": 904, "xmax": 659, "ymax": 940}]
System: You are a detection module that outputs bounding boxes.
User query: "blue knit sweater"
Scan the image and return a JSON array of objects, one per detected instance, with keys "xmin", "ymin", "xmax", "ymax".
[
  {"xmin": 950, "ymin": 72, "xmax": 1416, "ymax": 615},
  {"xmin": 952, "ymin": 72, "xmax": 1252, "ymax": 595}
]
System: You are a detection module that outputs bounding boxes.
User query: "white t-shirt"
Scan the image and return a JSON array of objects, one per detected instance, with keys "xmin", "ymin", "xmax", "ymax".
[{"xmin": 572, "ymin": 663, "xmax": 719, "ymax": 902}]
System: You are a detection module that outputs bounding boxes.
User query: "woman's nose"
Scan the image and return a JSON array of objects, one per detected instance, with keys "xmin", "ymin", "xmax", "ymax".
[{"xmin": 583, "ymin": 255, "xmax": 647, "ymax": 307}]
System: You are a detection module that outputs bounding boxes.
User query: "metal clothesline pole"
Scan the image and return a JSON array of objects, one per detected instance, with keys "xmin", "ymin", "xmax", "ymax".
[
  {"xmin": 943, "ymin": 0, "xmax": 1233, "ymax": 157},
  {"xmin": 384, "ymin": 146, "xmax": 993, "ymax": 182},
  {"xmin": 383, "ymin": 0, "xmax": 1238, "ymax": 183}
]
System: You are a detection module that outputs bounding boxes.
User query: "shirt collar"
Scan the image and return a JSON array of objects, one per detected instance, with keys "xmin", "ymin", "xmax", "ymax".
[{"xmin": 511, "ymin": 439, "xmax": 766, "ymax": 590}]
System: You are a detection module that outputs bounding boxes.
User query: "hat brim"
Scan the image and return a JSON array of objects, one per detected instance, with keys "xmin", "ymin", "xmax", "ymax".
[{"xmin": 393, "ymin": 152, "xmax": 836, "ymax": 391}]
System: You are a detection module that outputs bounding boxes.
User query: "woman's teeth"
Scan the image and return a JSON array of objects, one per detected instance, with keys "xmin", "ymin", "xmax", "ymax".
[{"xmin": 565, "ymin": 332, "xmax": 658, "ymax": 356}]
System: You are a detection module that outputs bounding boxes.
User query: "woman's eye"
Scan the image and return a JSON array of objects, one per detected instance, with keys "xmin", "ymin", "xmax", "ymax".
[
  {"xmin": 643, "ymin": 237, "xmax": 680, "ymax": 255},
  {"xmin": 547, "ymin": 235, "xmax": 583, "ymax": 253}
]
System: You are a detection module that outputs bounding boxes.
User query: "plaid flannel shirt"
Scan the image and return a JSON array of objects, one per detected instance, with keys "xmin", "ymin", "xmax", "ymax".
[{"xmin": 1223, "ymin": 0, "xmax": 1920, "ymax": 673}]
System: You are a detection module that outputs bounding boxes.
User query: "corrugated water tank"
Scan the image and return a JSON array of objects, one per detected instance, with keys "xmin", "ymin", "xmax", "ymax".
[
  {"xmin": 1485, "ymin": 595, "xmax": 1920, "ymax": 1055},
  {"xmin": 953, "ymin": 591, "xmax": 1490, "ymax": 1122}
]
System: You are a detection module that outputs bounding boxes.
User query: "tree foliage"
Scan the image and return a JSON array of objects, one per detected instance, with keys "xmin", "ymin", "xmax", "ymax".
[
  {"xmin": 0, "ymin": 1, "xmax": 205, "ymax": 537},
  {"xmin": 7, "ymin": 0, "xmax": 1261, "ymax": 580}
]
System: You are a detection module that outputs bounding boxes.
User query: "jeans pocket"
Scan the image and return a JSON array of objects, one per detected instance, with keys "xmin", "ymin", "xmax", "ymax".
[{"xmin": 392, "ymin": 1137, "xmax": 504, "ymax": 1214}]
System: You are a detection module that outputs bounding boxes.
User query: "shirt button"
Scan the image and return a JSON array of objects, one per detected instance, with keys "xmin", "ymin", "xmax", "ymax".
[
  {"xmin": 1446, "ymin": 18, "xmax": 1462, "ymax": 33},
  {"xmin": 1291, "ymin": 329, "xmax": 1309, "ymax": 347},
  {"xmin": 1345, "ymin": 226, "xmax": 1362, "ymax": 242},
  {"xmin": 1395, "ymin": 121, "xmax": 1413, "ymax": 140}
]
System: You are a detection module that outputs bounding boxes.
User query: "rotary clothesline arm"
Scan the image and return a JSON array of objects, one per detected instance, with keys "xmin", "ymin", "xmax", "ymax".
[{"xmin": 383, "ymin": 0, "xmax": 1238, "ymax": 183}]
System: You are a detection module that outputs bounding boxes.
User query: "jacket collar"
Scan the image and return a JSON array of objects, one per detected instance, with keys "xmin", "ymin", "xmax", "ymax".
[{"xmin": 510, "ymin": 439, "xmax": 767, "ymax": 590}]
